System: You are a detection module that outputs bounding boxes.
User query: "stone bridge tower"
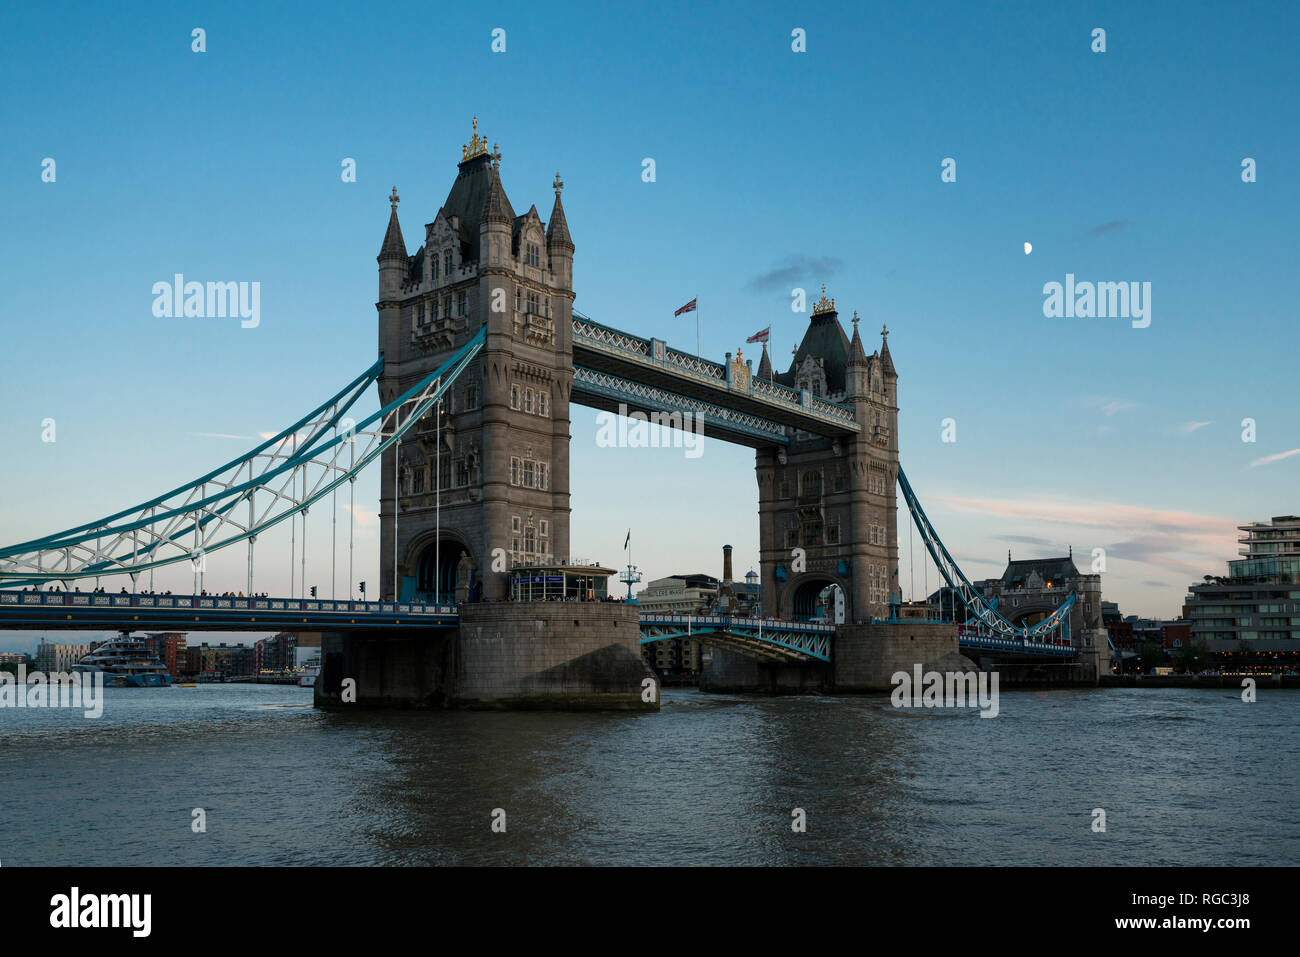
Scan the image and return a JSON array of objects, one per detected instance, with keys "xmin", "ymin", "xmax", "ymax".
[
  {"xmin": 755, "ymin": 288, "xmax": 899, "ymax": 622},
  {"xmin": 376, "ymin": 120, "xmax": 575, "ymax": 601}
]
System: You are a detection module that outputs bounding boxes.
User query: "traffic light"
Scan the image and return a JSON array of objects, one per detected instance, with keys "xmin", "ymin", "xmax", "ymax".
[
  {"xmin": 359, "ymin": 581, "xmax": 366, "ymax": 596},
  {"xmin": 310, "ymin": 586, "xmax": 317, "ymax": 598}
]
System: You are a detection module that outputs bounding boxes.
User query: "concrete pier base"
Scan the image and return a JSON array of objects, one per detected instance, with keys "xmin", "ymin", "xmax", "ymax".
[
  {"xmin": 699, "ymin": 647, "xmax": 832, "ymax": 694},
  {"xmin": 315, "ymin": 602, "xmax": 658, "ymax": 711},
  {"xmin": 831, "ymin": 621, "xmax": 970, "ymax": 691}
]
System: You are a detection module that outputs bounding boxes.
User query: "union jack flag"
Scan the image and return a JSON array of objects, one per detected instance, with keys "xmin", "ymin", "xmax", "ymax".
[
  {"xmin": 673, "ymin": 297, "xmax": 697, "ymax": 316},
  {"xmin": 746, "ymin": 326, "xmax": 770, "ymax": 344}
]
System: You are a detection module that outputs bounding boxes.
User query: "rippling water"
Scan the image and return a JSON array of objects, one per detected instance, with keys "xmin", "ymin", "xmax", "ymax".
[{"xmin": 0, "ymin": 684, "xmax": 1294, "ymax": 865}]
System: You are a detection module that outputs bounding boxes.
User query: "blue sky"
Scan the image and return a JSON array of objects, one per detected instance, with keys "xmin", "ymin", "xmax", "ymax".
[{"xmin": 1, "ymin": 1, "xmax": 1297, "ymax": 650}]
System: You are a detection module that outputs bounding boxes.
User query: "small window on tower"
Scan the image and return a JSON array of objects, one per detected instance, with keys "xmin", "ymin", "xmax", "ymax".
[
  {"xmin": 444, "ymin": 251, "xmax": 452, "ymax": 275},
  {"xmin": 510, "ymin": 385, "xmax": 521, "ymax": 410}
]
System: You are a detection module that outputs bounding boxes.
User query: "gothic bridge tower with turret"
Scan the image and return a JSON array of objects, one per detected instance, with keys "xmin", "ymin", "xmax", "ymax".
[
  {"xmin": 753, "ymin": 287, "xmax": 900, "ymax": 624},
  {"xmin": 376, "ymin": 120, "xmax": 575, "ymax": 601}
]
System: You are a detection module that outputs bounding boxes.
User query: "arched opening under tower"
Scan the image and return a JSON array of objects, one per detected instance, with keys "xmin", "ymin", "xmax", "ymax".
[
  {"xmin": 415, "ymin": 539, "xmax": 474, "ymax": 603},
  {"xmin": 790, "ymin": 578, "xmax": 846, "ymax": 623},
  {"xmin": 1007, "ymin": 606, "xmax": 1053, "ymax": 629}
]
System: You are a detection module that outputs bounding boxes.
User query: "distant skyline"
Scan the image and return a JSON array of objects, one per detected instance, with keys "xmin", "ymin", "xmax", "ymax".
[{"xmin": 2, "ymin": 1, "xmax": 1297, "ymax": 653}]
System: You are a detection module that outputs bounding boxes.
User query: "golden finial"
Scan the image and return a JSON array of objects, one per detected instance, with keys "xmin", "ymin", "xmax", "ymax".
[
  {"xmin": 812, "ymin": 283, "xmax": 835, "ymax": 315},
  {"xmin": 462, "ymin": 117, "xmax": 489, "ymax": 161},
  {"xmin": 389, "ymin": 186, "xmax": 400, "ymax": 210},
  {"xmin": 553, "ymin": 172, "xmax": 564, "ymax": 195}
]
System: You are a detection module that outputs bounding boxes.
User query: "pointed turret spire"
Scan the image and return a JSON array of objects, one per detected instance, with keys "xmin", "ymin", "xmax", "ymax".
[
  {"xmin": 546, "ymin": 172, "xmax": 573, "ymax": 250},
  {"xmin": 378, "ymin": 186, "xmax": 407, "ymax": 261},
  {"xmin": 878, "ymin": 323, "xmax": 896, "ymax": 376},
  {"xmin": 848, "ymin": 310, "xmax": 868, "ymax": 366},
  {"xmin": 757, "ymin": 342, "xmax": 773, "ymax": 380},
  {"xmin": 480, "ymin": 164, "xmax": 514, "ymax": 225}
]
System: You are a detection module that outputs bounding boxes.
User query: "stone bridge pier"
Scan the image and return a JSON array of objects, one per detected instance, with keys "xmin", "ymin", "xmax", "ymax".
[{"xmin": 316, "ymin": 602, "xmax": 658, "ymax": 710}]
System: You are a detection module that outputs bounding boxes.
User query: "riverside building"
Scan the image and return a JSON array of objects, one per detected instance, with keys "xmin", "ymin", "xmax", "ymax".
[{"xmin": 1185, "ymin": 515, "xmax": 1300, "ymax": 668}]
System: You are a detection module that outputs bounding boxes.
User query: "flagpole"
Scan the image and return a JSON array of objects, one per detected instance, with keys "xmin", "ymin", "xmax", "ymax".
[{"xmin": 696, "ymin": 298, "xmax": 700, "ymax": 357}]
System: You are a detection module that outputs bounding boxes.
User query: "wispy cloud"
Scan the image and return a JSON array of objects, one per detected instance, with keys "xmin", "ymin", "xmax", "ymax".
[
  {"xmin": 1084, "ymin": 219, "xmax": 1133, "ymax": 238},
  {"xmin": 930, "ymin": 493, "xmax": 1238, "ymax": 580},
  {"xmin": 342, "ymin": 504, "xmax": 378, "ymax": 528},
  {"xmin": 998, "ymin": 535, "xmax": 1057, "ymax": 547},
  {"xmin": 746, "ymin": 255, "xmax": 843, "ymax": 294},
  {"xmin": 1175, "ymin": 420, "xmax": 1212, "ymax": 434},
  {"xmin": 1249, "ymin": 448, "xmax": 1300, "ymax": 468},
  {"xmin": 193, "ymin": 431, "xmax": 253, "ymax": 441},
  {"xmin": 1100, "ymin": 399, "xmax": 1137, "ymax": 417}
]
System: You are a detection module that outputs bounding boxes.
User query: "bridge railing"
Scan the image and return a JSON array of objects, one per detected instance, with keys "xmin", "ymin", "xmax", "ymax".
[
  {"xmin": 0, "ymin": 591, "xmax": 458, "ymax": 617},
  {"xmin": 957, "ymin": 629, "xmax": 1077, "ymax": 656},
  {"xmin": 638, "ymin": 612, "xmax": 836, "ymax": 634}
]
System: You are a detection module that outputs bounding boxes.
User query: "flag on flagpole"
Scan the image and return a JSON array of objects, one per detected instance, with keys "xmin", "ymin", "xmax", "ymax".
[
  {"xmin": 624, "ymin": 529, "xmax": 631, "ymax": 549},
  {"xmin": 746, "ymin": 326, "xmax": 771, "ymax": 344},
  {"xmin": 673, "ymin": 297, "xmax": 698, "ymax": 316}
]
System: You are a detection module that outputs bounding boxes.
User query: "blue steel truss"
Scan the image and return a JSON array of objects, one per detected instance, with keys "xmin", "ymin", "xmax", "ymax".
[
  {"xmin": 0, "ymin": 329, "xmax": 486, "ymax": 586},
  {"xmin": 572, "ymin": 366, "xmax": 791, "ymax": 445},
  {"xmin": 896, "ymin": 467, "xmax": 1076, "ymax": 640},
  {"xmin": 639, "ymin": 614, "xmax": 833, "ymax": 663}
]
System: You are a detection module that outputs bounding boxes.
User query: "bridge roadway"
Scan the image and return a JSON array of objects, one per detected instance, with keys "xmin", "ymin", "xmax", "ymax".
[
  {"xmin": 0, "ymin": 590, "xmax": 459, "ymax": 631},
  {"xmin": 0, "ymin": 592, "xmax": 1077, "ymax": 661},
  {"xmin": 571, "ymin": 313, "xmax": 860, "ymax": 447}
]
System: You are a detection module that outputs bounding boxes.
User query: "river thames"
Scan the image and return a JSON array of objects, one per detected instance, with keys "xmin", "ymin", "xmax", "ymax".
[{"xmin": 1, "ymin": 684, "xmax": 1294, "ymax": 866}]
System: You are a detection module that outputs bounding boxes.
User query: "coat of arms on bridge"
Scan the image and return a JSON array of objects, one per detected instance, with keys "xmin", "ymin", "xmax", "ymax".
[{"xmin": 729, "ymin": 349, "xmax": 750, "ymax": 391}]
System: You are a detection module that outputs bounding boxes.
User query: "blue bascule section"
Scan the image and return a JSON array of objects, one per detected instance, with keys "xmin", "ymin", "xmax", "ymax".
[
  {"xmin": 0, "ymin": 329, "xmax": 486, "ymax": 590},
  {"xmin": 638, "ymin": 614, "xmax": 833, "ymax": 663}
]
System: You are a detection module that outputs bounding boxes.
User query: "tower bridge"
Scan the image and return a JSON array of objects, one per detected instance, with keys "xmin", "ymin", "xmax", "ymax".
[{"xmin": 0, "ymin": 121, "xmax": 1110, "ymax": 707}]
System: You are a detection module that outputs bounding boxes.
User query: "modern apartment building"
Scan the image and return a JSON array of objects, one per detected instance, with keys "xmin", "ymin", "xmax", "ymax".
[{"xmin": 1185, "ymin": 515, "xmax": 1300, "ymax": 662}]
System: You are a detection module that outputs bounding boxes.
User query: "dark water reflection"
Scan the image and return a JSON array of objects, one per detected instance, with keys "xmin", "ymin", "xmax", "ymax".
[{"xmin": 1, "ymin": 684, "xmax": 1294, "ymax": 865}]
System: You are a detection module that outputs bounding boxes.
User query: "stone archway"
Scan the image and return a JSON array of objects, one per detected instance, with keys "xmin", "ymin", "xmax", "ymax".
[
  {"xmin": 782, "ymin": 573, "xmax": 851, "ymax": 622},
  {"xmin": 408, "ymin": 531, "xmax": 476, "ymax": 603},
  {"xmin": 1005, "ymin": 601, "xmax": 1059, "ymax": 629}
]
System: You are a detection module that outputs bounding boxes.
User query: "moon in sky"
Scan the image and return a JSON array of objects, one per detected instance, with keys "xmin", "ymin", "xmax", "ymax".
[{"xmin": 1023, "ymin": 242, "xmax": 1033, "ymax": 255}]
